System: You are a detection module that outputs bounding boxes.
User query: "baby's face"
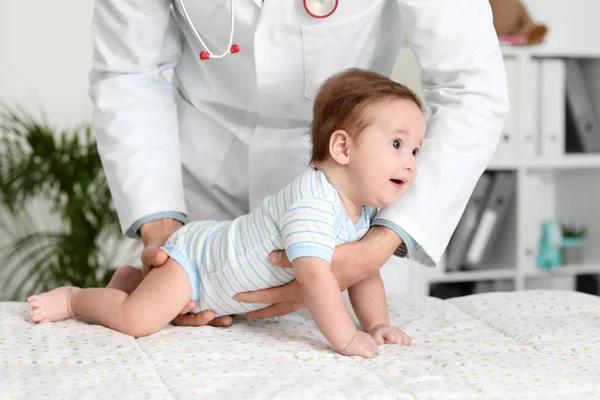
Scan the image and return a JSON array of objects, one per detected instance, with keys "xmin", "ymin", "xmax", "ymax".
[{"xmin": 347, "ymin": 99, "xmax": 425, "ymax": 208}]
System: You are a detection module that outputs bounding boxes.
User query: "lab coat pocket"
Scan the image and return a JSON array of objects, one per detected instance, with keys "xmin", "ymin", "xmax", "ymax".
[{"xmin": 301, "ymin": 0, "xmax": 385, "ymax": 100}]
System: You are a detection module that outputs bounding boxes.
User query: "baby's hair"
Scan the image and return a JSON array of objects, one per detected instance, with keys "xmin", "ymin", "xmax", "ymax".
[{"xmin": 310, "ymin": 68, "xmax": 424, "ymax": 164}]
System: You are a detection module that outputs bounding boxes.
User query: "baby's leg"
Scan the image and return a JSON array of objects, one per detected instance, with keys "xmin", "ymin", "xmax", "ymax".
[
  {"xmin": 106, "ymin": 266, "xmax": 143, "ymax": 294},
  {"xmin": 106, "ymin": 265, "xmax": 196, "ymax": 315},
  {"xmin": 28, "ymin": 259, "xmax": 192, "ymax": 337}
]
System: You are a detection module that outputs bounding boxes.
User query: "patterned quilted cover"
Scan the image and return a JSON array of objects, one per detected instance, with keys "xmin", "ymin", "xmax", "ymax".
[{"xmin": 1, "ymin": 290, "xmax": 600, "ymax": 399}]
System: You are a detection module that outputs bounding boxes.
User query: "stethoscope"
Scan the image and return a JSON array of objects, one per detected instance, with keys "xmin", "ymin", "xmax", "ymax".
[{"xmin": 174, "ymin": 0, "xmax": 339, "ymax": 61}]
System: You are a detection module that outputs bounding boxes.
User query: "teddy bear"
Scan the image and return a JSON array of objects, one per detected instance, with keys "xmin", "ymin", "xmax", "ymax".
[{"xmin": 489, "ymin": 0, "xmax": 548, "ymax": 45}]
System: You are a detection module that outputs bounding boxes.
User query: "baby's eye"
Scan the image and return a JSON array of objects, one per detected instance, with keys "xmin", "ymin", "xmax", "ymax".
[
  {"xmin": 412, "ymin": 148, "xmax": 420, "ymax": 156},
  {"xmin": 392, "ymin": 139, "xmax": 401, "ymax": 150}
]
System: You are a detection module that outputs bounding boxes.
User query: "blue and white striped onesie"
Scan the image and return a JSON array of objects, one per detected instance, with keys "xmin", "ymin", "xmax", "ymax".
[{"xmin": 162, "ymin": 168, "xmax": 377, "ymax": 317}]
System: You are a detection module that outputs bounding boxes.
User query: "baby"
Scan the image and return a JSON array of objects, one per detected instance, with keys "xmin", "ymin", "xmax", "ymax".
[{"xmin": 28, "ymin": 68, "xmax": 426, "ymax": 359}]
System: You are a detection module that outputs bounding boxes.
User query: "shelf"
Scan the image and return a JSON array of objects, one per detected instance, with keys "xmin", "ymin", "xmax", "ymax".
[
  {"xmin": 428, "ymin": 269, "xmax": 515, "ymax": 284},
  {"xmin": 486, "ymin": 160, "xmax": 519, "ymax": 171},
  {"xmin": 501, "ymin": 46, "xmax": 541, "ymax": 59},
  {"xmin": 526, "ymin": 154, "xmax": 600, "ymax": 169},
  {"xmin": 418, "ymin": 30, "xmax": 600, "ymax": 298},
  {"xmin": 501, "ymin": 45, "xmax": 600, "ymax": 60},
  {"xmin": 425, "ymin": 265, "xmax": 600, "ymax": 287},
  {"xmin": 523, "ymin": 264, "xmax": 600, "ymax": 278},
  {"xmin": 485, "ymin": 155, "xmax": 600, "ymax": 171}
]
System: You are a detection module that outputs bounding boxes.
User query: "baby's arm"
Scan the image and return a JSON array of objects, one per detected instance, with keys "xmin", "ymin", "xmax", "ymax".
[
  {"xmin": 348, "ymin": 273, "xmax": 412, "ymax": 346},
  {"xmin": 348, "ymin": 273, "xmax": 389, "ymax": 331},
  {"xmin": 293, "ymin": 257, "xmax": 377, "ymax": 358},
  {"xmin": 280, "ymin": 198, "xmax": 378, "ymax": 357}
]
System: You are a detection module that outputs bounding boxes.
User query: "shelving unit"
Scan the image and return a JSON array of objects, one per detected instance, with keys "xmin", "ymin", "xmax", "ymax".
[{"xmin": 413, "ymin": 45, "xmax": 600, "ymax": 298}]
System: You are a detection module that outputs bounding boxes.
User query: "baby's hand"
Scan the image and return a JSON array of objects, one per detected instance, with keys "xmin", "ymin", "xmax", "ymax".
[
  {"xmin": 339, "ymin": 331, "xmax": 378, "ymax": 359},
  {"xmin": 369, "ymin": 324, "xmax": 412, "ymax": 346}
]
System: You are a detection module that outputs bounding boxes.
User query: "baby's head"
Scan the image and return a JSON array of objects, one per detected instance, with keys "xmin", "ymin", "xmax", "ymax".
[{"xmin": 310, "ymin": 68, "xmax": 426, "ymax": 209}]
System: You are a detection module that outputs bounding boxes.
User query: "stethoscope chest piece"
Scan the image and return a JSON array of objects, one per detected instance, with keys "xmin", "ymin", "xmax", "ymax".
[{"xmin": 304, "ymin": 0, "xmax": 338, "ymax": 19}]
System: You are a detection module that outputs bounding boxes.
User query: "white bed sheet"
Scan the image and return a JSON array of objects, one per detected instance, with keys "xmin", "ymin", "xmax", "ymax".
[{"xmin": 2, "ymin": 290, "xmax": 600, "ymax": 399}]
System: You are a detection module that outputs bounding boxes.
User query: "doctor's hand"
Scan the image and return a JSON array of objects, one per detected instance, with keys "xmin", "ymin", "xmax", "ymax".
[
  {"xmin": 140, "ymin": 218, "xmax": 183, "ymax": 278},
  {"xmin": 139, "ymin": 218, "xmax": 234, "ymax": 328},
  {"xmin": 233, "ymin": 226, "xmax": 402, "ymax": 319}
]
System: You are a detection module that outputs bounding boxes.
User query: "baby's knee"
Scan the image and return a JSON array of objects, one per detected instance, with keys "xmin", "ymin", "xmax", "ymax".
[
  {"xmin": 119, "ymin": 309, "xmax": 164, "ymax": 338},
  {"xmin": 123, "ymin": 323, "xmax": 160, "ymax": 338}
]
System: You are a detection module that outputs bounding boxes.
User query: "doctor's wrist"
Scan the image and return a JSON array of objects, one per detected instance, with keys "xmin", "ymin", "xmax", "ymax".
[
  {"xmin": 140, "ymin": 218, "xmax": 183, "ymax": 246},
  {"xmin": 330, "ymin": 227, "xmax": 401, "ymax": 289},
  {"xmin": 362, "ymin": 225, "xmax": 403, "ymax": 271}
]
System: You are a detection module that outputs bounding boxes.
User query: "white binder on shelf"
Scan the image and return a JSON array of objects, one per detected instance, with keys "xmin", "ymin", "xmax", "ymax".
[
  {"xmin": 446, "ymin": 173, "xmax": 493, "ymax": 272},
  {"xmin": 538, "ymin": 59, "xmax": 566, "ymax": 158},
  {"xmin": 565, "ymin": 59, "xmax": 600, "ymax": 153},
  {"xmin": 489, "ymin": 59, "xmax": 519, "ymax": 167},
  {"xmin": 464, "ymin": 172, "xmax": 516, "ymax": 270},
  {"xmin": 519, "ymin": 56, "xmax": 540, "ymax": 157}
]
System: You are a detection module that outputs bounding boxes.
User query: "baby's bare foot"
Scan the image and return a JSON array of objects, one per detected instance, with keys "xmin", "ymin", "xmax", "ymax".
[
  {"xmin": 106, "ymin": 266, "xmax": 142, "ymax": 294},
  {"xmin": 27, "ymin": 287, "xmax": 80, "ymax": 323}
]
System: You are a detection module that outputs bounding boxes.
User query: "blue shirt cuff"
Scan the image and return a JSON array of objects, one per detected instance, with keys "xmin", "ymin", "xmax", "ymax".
[
  {"xmin": 286, "ymin": 245, "xmax": 333, "ymax": 264},
  {"xmin": 125, "ymin": 211, "xmax": 187, "ymax": 239},
  {"xmin": 371, "ymin": 218, "xmax": 435, "ymax": 268}
]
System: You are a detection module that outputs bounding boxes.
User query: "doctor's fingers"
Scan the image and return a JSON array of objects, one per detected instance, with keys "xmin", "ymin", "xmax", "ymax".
[
  {"xmin": 172, "ymin": 309, "xmax": 213, "ymax": 326},
  {"xmin": 244, "ymin": 299, "xmax": 304, "ymax": 320},
  {"xmin": 172, "ymin": 310, "xmax": 234, "ymax": 327},
  {"xmin": 208, "ymin": 315, "xmax": 234, "ymax": 327},
  {"xmin": 233, "ymin": 279, "xmax": 302, "ymax": 305},
  {"xmin": 141, "ymin": 248, "xmax": 169, "ymax": 277}
]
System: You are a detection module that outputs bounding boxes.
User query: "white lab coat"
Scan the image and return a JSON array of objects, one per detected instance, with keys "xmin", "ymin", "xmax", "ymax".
[{"xmin": 89, "ymin": 0, "xmax": 509, "ymax": 269}]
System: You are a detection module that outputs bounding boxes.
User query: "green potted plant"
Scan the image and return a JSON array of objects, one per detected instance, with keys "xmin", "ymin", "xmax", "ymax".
[
  {"xmin": 0, "ymin": 106, "xmax": 139, "ymax": 301},
  {"xmin": 560, "ymin": 222, "xmax": 586, "ymax": 266}
]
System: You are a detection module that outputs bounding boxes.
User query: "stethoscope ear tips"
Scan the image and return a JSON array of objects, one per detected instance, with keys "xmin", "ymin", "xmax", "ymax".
[{"xmin": 199, "ymin": 44, "xmax": 239, "ymax": 61}]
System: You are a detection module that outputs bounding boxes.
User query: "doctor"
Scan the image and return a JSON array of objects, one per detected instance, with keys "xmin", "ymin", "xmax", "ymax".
[{"xmin": 90, "ymin": 0, "xmax": 509, "ymax": 327}]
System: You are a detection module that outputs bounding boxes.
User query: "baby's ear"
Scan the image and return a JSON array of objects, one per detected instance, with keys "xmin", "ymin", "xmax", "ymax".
[{"xmin": 328, "ymin": 129, "xmax": 351, "ymax": 165}]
